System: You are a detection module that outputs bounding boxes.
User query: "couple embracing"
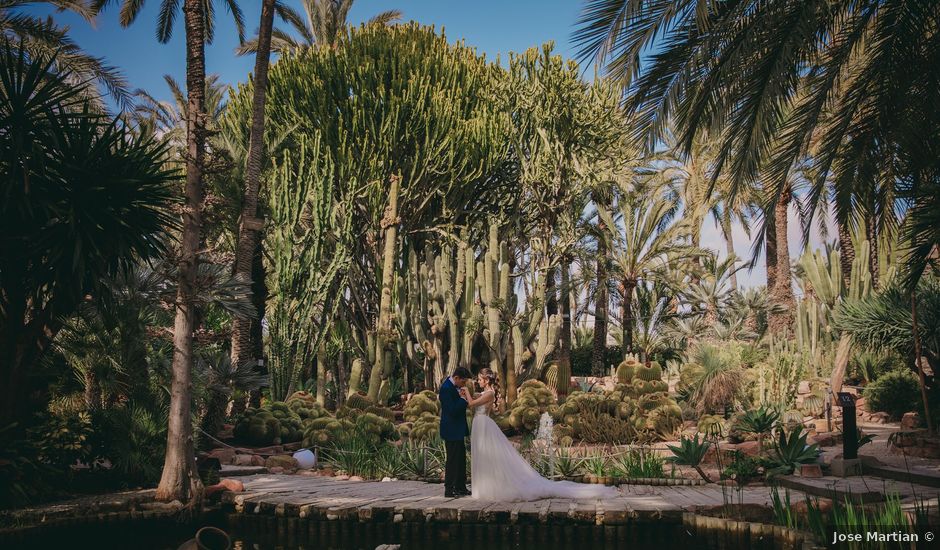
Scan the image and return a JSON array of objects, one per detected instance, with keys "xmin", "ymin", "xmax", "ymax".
[{"xmin": 438, "ymin": 367, "xmax": 619, "ymax": 501}]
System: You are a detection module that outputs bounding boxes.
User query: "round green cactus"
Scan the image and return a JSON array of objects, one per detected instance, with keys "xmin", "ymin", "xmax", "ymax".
[
  {"xmin": 403, "ymin": 390, "xmax": 440, "ymax": 423},
  {"xmin": 635, "ymin": 361, "xmax": 663, "ymax": 381},
  {"xmin": 616, "ymin": 358, "xmax": 639, "ymax": 383},
  {"xmin": 697, "ymin": 414, "xmax": 725, "ymax": 438},
  {"xmin": 365, "ymin": 405, "xmax": 396, "ymax": 421},
  {"xmin": 345, "ymin": 391, "xmax": 375, "ymax": 411}
]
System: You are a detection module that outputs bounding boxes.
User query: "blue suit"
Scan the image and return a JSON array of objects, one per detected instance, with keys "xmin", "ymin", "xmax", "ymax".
[
  {"xmin": 439, "ymin": 377, "xmax": 469, "ymax": 494},
  {"xmin": 439, "ymin": 377, "xmax": 469, "ymax": 441}
]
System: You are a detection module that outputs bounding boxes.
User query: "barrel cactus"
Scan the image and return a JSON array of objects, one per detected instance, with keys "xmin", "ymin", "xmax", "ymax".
[
  {"xmin": 507, "ymin": 380, "xmax": 556, "ymax": 432},
  {"xmin": 408, "ymin": 411, "xmax": 440, "ymax": 442},
  {"xmin": 403, "ymin": 390, "xmax": 440, "ymax": 423},
  {"xmin": 635, "ymin": 361, "xmax": 663, "ymax": 381},
  {"xmin": 234, "ymin": 408, "xmax": 281, "ymax": 446},
  {"xmin": 346, "ymin": 391, "xmax": 375, "ymax": 411},
  {"xmin": 616, "ymin": 356, "xmax": 640, "ymax": 384},
  {"xmin": 648, "ymin": 403, "xmax": 683, "ymax": 437},
  {"xmin": 801, "ymin": 393, "xmax": 824, "ymax": 416},
  {"xmin": 355, "ymin": 412, "xmax": 398, "ymax": 443},
  {"xmin": 365, "ymin": 405, "xmax": 396, "ymax": 421},
  {"xmin": 697, "ymin": 414, "xmax": 725, "ymax": 438}
]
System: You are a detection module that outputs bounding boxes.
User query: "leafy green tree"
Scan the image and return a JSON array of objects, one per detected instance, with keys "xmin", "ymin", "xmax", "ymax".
[
  {"xmin": 599, "ymin": 189, "xmax": 700, "ymax": 355},
  {"xmin": 575, "ymin": 0, "xmax": 940, "ymax": 290},
  {"xmin": 0, "ymin": 43, "xmax": 175, "ymax": 429},
  {"xmin": 230, "ymin": 23, "xmax": 511, "ymax": 400},
  {"xmin": 94, "ymin": 0, "xmax": 244, "ymax": 504}
]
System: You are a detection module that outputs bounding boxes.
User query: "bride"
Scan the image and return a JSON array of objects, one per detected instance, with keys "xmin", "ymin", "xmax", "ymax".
[{"xmin": 460, "ymin": 368, "xmax": 619, "ymax": 501}]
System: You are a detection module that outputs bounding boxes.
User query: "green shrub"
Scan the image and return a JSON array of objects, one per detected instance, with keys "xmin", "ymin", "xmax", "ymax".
[
  {"xmin": 570, "ymin": 345, "xmax": 623, "ymax": 376},
  {"xmin": 863, "ymin": 369, "xmax": 922, "ymax": 420}
]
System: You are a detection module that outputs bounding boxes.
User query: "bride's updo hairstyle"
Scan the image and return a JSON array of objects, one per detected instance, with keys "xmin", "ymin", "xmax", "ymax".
[{"xmin": 478, "ymin": 368, "xmax": 501, "ymax": 412}]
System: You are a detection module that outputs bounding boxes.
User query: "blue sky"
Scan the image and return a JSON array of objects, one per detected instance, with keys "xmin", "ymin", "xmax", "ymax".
[
  {"xmin": 34, "ymin": 0, "xmax": 585, "ymax": 104},
  {"xmin": 29, "ymin": 0, "xmax": 826, "ymax": 288}
]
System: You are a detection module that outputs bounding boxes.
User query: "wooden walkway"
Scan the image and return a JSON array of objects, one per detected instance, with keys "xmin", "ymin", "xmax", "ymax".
[{"xmin": 222, "ymin": 474, "xmax": 779, "ymax": 525}]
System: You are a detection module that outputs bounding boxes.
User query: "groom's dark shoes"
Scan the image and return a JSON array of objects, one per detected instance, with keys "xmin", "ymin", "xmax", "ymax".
[{"xmin": 445, "ymin": 487, "xmax": 470, "ymax": 498}]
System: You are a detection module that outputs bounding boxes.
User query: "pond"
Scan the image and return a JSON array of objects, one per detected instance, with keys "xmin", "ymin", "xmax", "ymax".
[{"xmin": 4, "ymin": 510, "xmax": 713, "ymax": 550}]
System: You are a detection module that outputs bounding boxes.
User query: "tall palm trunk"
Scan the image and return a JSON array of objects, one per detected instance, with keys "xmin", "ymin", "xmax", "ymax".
[
  {"xmin": 557, "ymin": 259, "xmax": 572, "ymax": 399},
  {"xmin": 621, "ymin": 279, "xmax": 635, "ymax": 354},
  {"xmin": 767, "ymin": 187, "xmax": 794, "ymax": 335},
  {"xmin": 591, "ymin": 223, "xmax": 608, "ymax": 375},
  {"xmin": 721, "ymin": 215, "xmax": 738, "ymax": 291},
  {"xmin": 765, "ymin": 209, "xmax": 777, "ymax": 291},
  {"xmin": 838, "ymin": 219, "xmax": 855, "ymax": 289},
  {"xmin": 231, "ymin": 0, "xmax": 277, "ymax": 369},
  {"xmin": 155, "ymin": 0, "xmax": 206, "ymax": 505},
  {"xmin": 866, "ymin": 215, "xmax": 879, "ymax": 290}
]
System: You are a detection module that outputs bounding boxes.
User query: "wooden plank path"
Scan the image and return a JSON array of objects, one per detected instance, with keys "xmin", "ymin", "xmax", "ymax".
[{"xmin": 222, "ymin": 474, "xmax": 781, "ymax": 526}]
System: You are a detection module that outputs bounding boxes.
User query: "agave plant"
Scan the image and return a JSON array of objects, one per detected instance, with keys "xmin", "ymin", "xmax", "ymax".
[
  {"xmin": 767, "ymin": 427, "xmax": 820, "ymax": 476},
  {"xmin": 735, "ymin": 406, "xmax": 781, "ymax": 455},
  {"xmin": 666, "ymin": 434, "xmax": 712, "ymax": 482}
]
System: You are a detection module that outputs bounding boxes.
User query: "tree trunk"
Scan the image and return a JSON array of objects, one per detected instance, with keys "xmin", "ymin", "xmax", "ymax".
[
  {"xmin": 866, "ymin": 215, "xmax": 879, "ymax": 290},
  {"xmin": 621, "ymin": 279, "xmax": 635, "ymax": 355},
  {"xmin": 334, "ymin": 351, "xmax": 346, "ymax": 408},
  {"xmin": 368, "ymin": 175, "xmax": 401, "ymax": 401},
  {"xmin": 912, "ymin": 292, "xmax": 934, "ymax": 433},
  {"xmin": 546, "ymin": 266, "xmax": 558, "ymax": 316},
  {"xmin": 721, "ymin": 216, "xmax": 738, "ymax": 291},
  {"xmin": 316, "ymin": 343, "xmax": 327, "ymax": 406},
  {"xmin": 230, "ymin": 0, "xmax": 277, "ymax": 370},
  {"xmin": 591, "ymin": 224, "xmax": 608, "ymax": 376},
  {"xmin": 838, "ymin": 219, "xmax": 855, "ymax": 289},
  {"xmin": 830, "ymin": 334, "xmax": 852, "ymax": 394},
  {"xmin": 557, "ymin": 259, "xmax": 572, "ymax": 399},
  {"xmin": 765, "ymin": 210, "xmax": 777, "ymax": 291},
  {"xmin": 83, "ymin": 370, "xmax": 101, "ymax": 411},
  {"xmin": 155, "ymin": 0, "xmax": 206, "ymax": 505},
  {"xmin": 767, "ymin": 187, "xmax": 794, "ymax": 335},
  {"xmin": 244, "ymin": 241, "xmax": 266, "ymax": 411}
]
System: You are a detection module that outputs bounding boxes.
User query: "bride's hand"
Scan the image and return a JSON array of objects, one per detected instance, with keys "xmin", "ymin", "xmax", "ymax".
[{"xmin": 458, "ymin": 387, "xmax": 470, "ymax": 401}]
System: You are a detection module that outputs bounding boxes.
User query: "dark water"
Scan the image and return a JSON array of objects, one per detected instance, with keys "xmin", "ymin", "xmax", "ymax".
[{"xmin": 3, "ymin": 510, "xmax": 700, "ymax": 550}]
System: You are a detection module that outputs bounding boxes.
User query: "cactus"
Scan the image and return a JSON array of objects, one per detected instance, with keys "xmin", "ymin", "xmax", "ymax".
[
  {"xmin": 408, "ymin": 411, "xmax": 440, "ymax": 442},
  {"xmin": 365, "ymin": 405, "xmax": 396, "ymax": 421},
  {"xmin": 403, "ymin": 390, "xmax": 440, "ymax": 422},
  {"xmin": 801, "ymin": 393, "xmax": 824, "ymax": 416},
  {"xmin": 616, "ymin": 359, "xmax": 637, "ymax": 384},
  {"xmin": 346, "ymin": 391, "xmax": 374, "ymax": 411},
  {"xmin": 506, "ymin": 380, "xmax": 556, "ymax": 432},
  {"xmin": 635, "ymin": 361, "xmax": 663, "ymax": 381},
  {"xmin": 234, "ymin": 402, "xmax": 307, "ymax": 446},
  {"xmin": 648, "ymin": 403, "xmax": 683, "ymax": 437},
  {"xmin": 697, "ymin": 414, "xmax": 725, "ymax": 438}
]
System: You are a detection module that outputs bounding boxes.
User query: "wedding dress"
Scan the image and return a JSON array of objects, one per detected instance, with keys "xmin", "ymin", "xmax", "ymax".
[{"xmin": 470, "ymin": 390, "xmax": 619, "ymax": 501}]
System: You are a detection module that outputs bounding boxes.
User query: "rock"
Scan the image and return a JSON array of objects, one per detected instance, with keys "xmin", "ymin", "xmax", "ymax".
[
  {"xmin": 855, "ymin": 397, "xmax": 867, "ymax": 411},
  {"xmin": 810, "ymin": 431, "xmax": 842, "ymax": 447},
  {"xmin": 349, "ymin": 475, "xmax": 364, "ymax": 482},
  {"xmin": 204, "ymin": 478, "xmax": 245, "ymax": 497},
  {"xmin": 797, "ymin": 381, "xmax": 811, "ymax": 394},
  {"xmin": 793, "ymin": 497, "xmax": 832, "ymax": 516},
  {"xmin": 269, "ymin": 467, "xmax": 285, "ymax": 474},
  {"xmin": 335, "ymin": 474, "xmax": 350, "ymax": 481},
  {"xmin": 208, "ymin": 447, "xmax": 236, "ymax": 464},
  {"xmin": 866, "ymin": 412, "xmax": 891, "ymax": 425},
  {"xmin": 902, "ymin": 412, "xmax": 921, "ymax": 430},
  {"xmin": 232, "ymin": 454, "xmax": 255, "ymax": 467},
  {"xmin": 264, "ymin": 454, "xmax": 299, "ymax": 473},
  {"xmin": 797, "ymin": 463, "xmax": 823, "ymax": 478},
  {"xmin": 732, "ymin": 440, "xmax": 761, "ymax": 457},
  {"xmin": 249, "ymin": 454, "xmax": 265, "ymax": 467}
]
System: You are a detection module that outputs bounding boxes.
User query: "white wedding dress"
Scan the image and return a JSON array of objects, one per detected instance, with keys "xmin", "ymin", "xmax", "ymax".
[{"xmin": 470, "ymin": 390, "xmax": 619, "ymax": 501}]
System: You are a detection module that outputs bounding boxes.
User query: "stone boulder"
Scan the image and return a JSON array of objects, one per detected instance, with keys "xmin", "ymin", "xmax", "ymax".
[
  {"xmin": 264, "ymin": 454, "xmax": 299, "ymax": 472},
  {"xmin": 901, "ymin": 412, "xmax": 921, "ymax": 430},
  {"xmin": 889, "ymin": 430, "xmax": 940, "ymax": 458},
  {"xmin": 207, "ymin": 447, "xmax": 236, "ymax": 465}
]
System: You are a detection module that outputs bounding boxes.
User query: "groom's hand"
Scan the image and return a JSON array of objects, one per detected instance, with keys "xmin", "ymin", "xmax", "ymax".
[{"xmin": 458, "ymin": 387, "xmax": 469, "ymax": 400}]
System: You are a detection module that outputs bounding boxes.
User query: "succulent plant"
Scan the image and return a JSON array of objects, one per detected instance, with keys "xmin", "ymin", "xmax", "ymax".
[
  {"xmin": 506, "ymin": 380, "xmax": 557, "ymax": 432},
  {"xmin": 346, "ymin": 391, "xmax": 375, "ymax": 411},
  {"xmin": 697, "ymin": 414, "xmax": 725, "ymax": 438},
  {"xmin": 635, "ymin": 361, "xmax": 663, "ymax": 381},
  {"xmin": 365, "ymin": 405, "xmax": 396, "ymax": 421},
  {"xmin": 616, "ymin": 357, "xmax": 639, "ymax": 384},
  {"xmin": 403, "ymin": 390, "xmax": 440, "ymax": 423}
]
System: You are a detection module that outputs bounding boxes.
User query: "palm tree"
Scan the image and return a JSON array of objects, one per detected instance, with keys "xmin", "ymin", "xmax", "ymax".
[
  {"xmin": 574, "ymin": 0, "xmax": 940, "ymax": 290},
  {"xmin": 94, "ymin": 0, "xmax": 244, "ymax": 504},
  {"xmin": 687, "ymin": 254, "xmax": 746, "ymax": 326},
  {"xmin": 0, "ymin": 42, "xmax": 175, "ymax": 428},
  {"xmin": 599, "ymin": 188, "xmax": 700, "ymax": 355},
  {"xmin": 237, "ymin": 0, "xmax": 402, "ymax": 54},
  {"xmin": 1, "ymin": 0, "xmax": 131, "ymax": 107}
]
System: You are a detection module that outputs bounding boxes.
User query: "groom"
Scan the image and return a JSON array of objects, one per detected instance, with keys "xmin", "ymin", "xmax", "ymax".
[{"xmin": 439, "ymin": 367, "xmax": 471, "ymax": 497}]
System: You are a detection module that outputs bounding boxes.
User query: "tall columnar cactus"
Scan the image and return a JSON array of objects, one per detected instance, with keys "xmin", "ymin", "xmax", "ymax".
[{"xmin": 477, "ymin": 223, "xmax": 514, "ymax": 389}]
